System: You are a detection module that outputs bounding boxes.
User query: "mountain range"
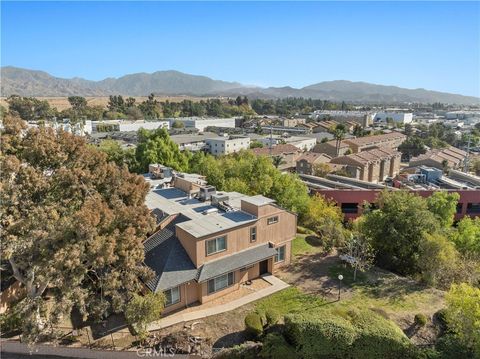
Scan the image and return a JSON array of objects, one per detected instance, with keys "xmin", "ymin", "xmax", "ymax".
[{"xmin": 1, "ymin": 66, "xmax": 478, "ymax": 105}]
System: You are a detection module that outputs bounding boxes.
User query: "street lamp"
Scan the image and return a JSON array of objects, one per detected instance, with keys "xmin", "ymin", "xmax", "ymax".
[{"xmin": 338, "ymin": 274, "xmax": 344, "ymax": 301}]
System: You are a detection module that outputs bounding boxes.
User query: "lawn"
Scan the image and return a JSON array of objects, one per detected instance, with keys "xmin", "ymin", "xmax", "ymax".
[
  {"xmin": 255, "ymin": 287, "xmax": 326, "ymax": 316},
  {"xmin": 291, "ymin": 234, "xmax": 323, "ymax": 257}
]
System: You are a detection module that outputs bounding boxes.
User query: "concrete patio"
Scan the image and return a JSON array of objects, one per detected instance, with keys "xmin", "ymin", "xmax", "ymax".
[{"xmin": 147, "ymin": 274, "xmax": 289, "ymax": 331}]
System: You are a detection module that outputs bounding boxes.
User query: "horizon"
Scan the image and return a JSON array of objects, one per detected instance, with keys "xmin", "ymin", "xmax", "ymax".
[{"xmin": 1, "ymin": 1, "xmax": 479, "ymax": 97}]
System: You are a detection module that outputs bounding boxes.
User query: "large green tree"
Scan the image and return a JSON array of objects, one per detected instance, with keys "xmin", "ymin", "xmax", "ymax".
[
  {"xmin": 1, "ymin": 114, "xmax": 155, "ymax": 342},
  {"xmin": 453, "ymin": 217, "xmax": 480, "ymax": 256},
  {"xmin": 426, "ymin": 191, "xmax": 460, "ymax": 228},
  {"xmin": 135, "ymin": 127, "xmax": 190, "ymax": 172},
  {"xmin": 6, "ymin": 96, "xmax": 56, "ymax": 122},
  {"xmin": 360, "ymin": 191, "xmax": 439, "ymax": 275}
]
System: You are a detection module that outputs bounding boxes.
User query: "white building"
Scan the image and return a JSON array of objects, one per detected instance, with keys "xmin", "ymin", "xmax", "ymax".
[
  {"xmin": 374, "ymin": 112, "xmax": 413, "ymax": 124},
  {"xmin": 258, "ymin": 135, "xmax": 316, "ymax": 151},
  {"xmin": 168, "ymin": 117, "xmax": 236, "ymax": 132},
  {"xmin": 92, "ymin": 120, "xmax": 170, "ymax": 132},
  {"xmin": 205, "ymin": 136, "xmax": 250, "ymax": 156}
]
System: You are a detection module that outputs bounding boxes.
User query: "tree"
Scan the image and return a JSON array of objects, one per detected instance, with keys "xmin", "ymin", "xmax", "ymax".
[
  {"xmin": 359, "ymin": 191, "xmax": 439, "ymax": 275},
  {"xmin": 107, "ymin": 95, "xmax": 126, "ymax": 114},
  {"xmin": 97, "ymin": 139, "xmax": 139, "ymax": 172},
  {"xmin": 342, "ymin": 233, "xmax": 374, "ymax": 281},
  {"xmin": 418, "ymin": 233, "xmax": 460, "ymax": 288},
  {"xmin": 125, "ymin": 107, "xmax": 143, "ymax": 121},
  {"xmin": 303, "ymin": 194, "xmax": 346, "ymax": 251},
  {"xmin": 452, "ymin": 217, "xmax": 480, "ymax": 256},
  {"xmin": 125, "ymin": 292, "xmax": 165, "ymax": 338},
  {"xmin": 331, "ymin": 124, "xmax": 347, "ymax": 157},
  {"xmin": 313, "ymin": 163, "xmax": 331, "ymax": 177},
  {"xmin": 1, "ymin": 114, "xmax": 155, "ymax": 342},
  {"xmin": 67, "ymin": 96, "xmax": 87, "ymax": 111},
  {"xmin": 271, "ymin": 155, "xmax": 285, "ymax": 168},
  {"xmin": 6, "ymin": 96, "xmax": 56, "ymax": 122},
  {"xmin": 138, "ymin": 94, "xmax": 162, "ymax": 119},
  {"xmin": 426, "ymin": 191, "xmax": 460, "ymax": 228},
  {"xmin": 445, "ymin": 283, "xmax": 480, "ymax": 355},
  {"xmin": 135, "ymin": 127, "xmax": 190, "ymax": 172},
  {"xmin": 398, "ymin": 136, "xmax": 426, "ymax": 161},
  {"xmin": 171, "ymin": 120, "xmax": 185, "ymax": 129},
  {"xmin": 249, "ymin": 141, "xmax": 263, "ymax": 149}
]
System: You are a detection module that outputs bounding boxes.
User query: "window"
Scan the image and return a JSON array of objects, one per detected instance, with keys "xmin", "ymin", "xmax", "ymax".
[
  {"xmin": 275, "ymin": 245, "xmax": 285, "ymax": 263},
  {"xmin": 250, "ymin": 227, "xmax": 257, "ymax": 242},
  {"xmin": 267, "ymin": 216, "xmax": 279, "ymax": 225},
  {"xmin": 164, "ymin": 286, "xmax": 180, "ymax": 306},
  {"xmin": 467, "ymin": 203, "xmax": 480, "ymax": 214},
  {"xmin": 207, "ymin": 272, "xmax": 234, "ymax": 294},
  {"xmin": 206, "ymin": 236, "xmax": 227, "ymax": 255},
  {"xmin": 341, "ymin": 203, "xmax": 358, "ymax": 214}
]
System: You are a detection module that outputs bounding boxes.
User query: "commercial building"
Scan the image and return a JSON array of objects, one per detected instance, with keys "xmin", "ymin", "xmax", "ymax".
[
  {"xmin": 329, "ymin": 147, "xmax": 401, "ymax": 183},
  {"xmin": 143, "ymin": 172, "xmax": 296, "ymax": 314},
  {"xmin": 92, "ymin": 119, "xmax": 170, "ymax": 132},
  {"xmin": 374, "ymin": 112, "xmax": 413, "ymax": 124},
  {"xmin": 311, "ymin": 110, "xmax": 376, "ymax": 127},
  {"xmin": 205, "ymin": 136, "xmax": 250, "ymax": 155},
  {"xmin": 252, "ymin": 144, "xmax": 302, "ymax": 171},
  {"xmin": 168, "ymin": 117, "xmax": 236, "ymax": 132},
  {"xmin": 170, "ymin": 132, "xmax": 219, "ymax": 152}
]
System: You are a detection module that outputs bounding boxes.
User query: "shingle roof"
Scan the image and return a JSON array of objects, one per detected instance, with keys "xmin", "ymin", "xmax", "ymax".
[
  {"xmin": 143, "ymin": 214, "xmax": 198, "ymax": 292},
  {"xmin": 197, "ymin": 244, "xmax": 278, "ymax": 282},
  {"xmin": 297, "ymin": 151, "xmax": 331, "ymax": 164}
]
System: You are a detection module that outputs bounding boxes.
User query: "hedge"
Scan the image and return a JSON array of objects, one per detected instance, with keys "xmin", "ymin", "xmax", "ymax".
[
  {"xmin": 260, "ymin": 333, "xmax": 297, "ymax": 359},
  {"xmin": 414, "ymin": 313, "xmax": 428, "ymax": 327},
  {"xmin": 265, "ymin": 308, "xmax": 280, "ymax": 326},
  {"xmin": 245, "ymin": 312, "xmax": 263, "ymax": 338},
  {"xmin": 285, "ymin": 308, "xmax": 416, "ymax": 359}
]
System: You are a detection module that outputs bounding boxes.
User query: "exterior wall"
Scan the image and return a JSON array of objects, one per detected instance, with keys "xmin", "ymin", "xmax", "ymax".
[
  {"xmin": 162, "ymin": 281, "xmax": 201, "ymax": 315},
  {"xmin": 173, "ymin": 176, "xmax": 203, "ymax": 194},
  {"xmin": 175, "ymin": 226, "xmax": 200, "ymax": 267},
  {"xmin": 314, "ymin": 189, "xmax": 480, "ymax": 221},
  {"xmin": 273, "ymin": 240, "xmax": 292, "ymax": 269},
  {"xmin": 195, "ymin": 206, "xmax": 296, "ymax": 266},
  {"xmin": 206, "ymin": 138, "xmax": 250, "ymax": 155},
  {"xmin": 374, "ymin": 112, "xmax": 413, "ymax": 124},
  {"xmin": 118, "ymin": 121, "xmax": 170, "ymax": 132},
  {"xmin": 297, "ymin": 159, "xmax": 313, "ymax": 175}
]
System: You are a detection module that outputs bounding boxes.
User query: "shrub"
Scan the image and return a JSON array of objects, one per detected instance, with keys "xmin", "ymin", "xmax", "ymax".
[
  {"xmin": 213, "ymin": 342, "xmax": 262, "ymax": 359},
  {"xmin": 245, "ymin": 312, "xmax": 263, "ymax": 338},
  {"xmin": 435, "ymin": 333, "xmax": 474, "ymax": 359},
  {"xmin": 265, "ymin": 308, "xmax": 280, "ymax": 327},
  {"xmin": 255, "ymin": 308, "xmax": 267, "ymax": 327},
  {"xmin": 433, "ymin": 309, "xmax": 448, "ymax": 330},
  {"xmin": 0, "ymin": 306, "xmax": 22, "ymax": 335},
  {"xmin": 260, "ymin": 333, "xmax": 297, "ymax": 359},
  {"xmin": 285, "ymin": 309, "xmax": 415, "ymax": 359},
  {"xmin": 414, "ymin": 313, "xmax": 428, "ymax": 327}
]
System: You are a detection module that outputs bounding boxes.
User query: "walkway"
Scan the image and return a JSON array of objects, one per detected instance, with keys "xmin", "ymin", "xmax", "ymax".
[{"xmin": 147, "ymin": 274, "xmax": 289, "ymax": 331}]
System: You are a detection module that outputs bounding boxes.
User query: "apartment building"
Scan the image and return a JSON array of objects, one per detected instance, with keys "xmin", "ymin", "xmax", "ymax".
[
  {"xmin": 296, "ymin": 152, "xmax": 332, "ymax": 175},
  {"xmin": 168, "ymin": 117, "xmax": 236, "ymax": 132},
  {"xmin": 252, "ymin": 144, "xmax": 302, "ymax": 171},
  {"xmin": 312, "ymin": 140, "xmax": 352, "ymax": 157},
  {"xmin": 205, "ymin": 136, "xmax": 251, "ymax": 155},
  {"xmin": 329, "ymin": 147, "xmax": 401, "ymax": 183},
  {"xmin": 343, "ymin": 132, "xmax": 406, "ymax": 153},
  {"xmin": 409, "ymin": 146, "xmax": 467, "ymax": 171},
  {"xmin": 143, "ymin": 173, "xmax": 297, "ymax": 314}
]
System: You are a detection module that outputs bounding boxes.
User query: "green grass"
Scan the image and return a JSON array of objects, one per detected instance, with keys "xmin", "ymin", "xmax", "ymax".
[
  {"xmin": 292, "ymin": 235, "xmax": 323, "ymax": 257},
  {"xmin": 328, "ymin": 263, "xmax": 368, "ymax": 286},
  {"xmin": 255, "ymin": 287, "xmax": 326, "ymax": 316}
]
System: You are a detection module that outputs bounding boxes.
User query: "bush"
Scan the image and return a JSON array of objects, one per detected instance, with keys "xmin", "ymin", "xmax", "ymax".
[
  {"xmin": 265, "ymin": 308, "xmax": 280, "ymax": 327},
  {"xmin": 260, "ymin": 333, "xmax": 297, "ymax": 359},
  {"xmin": 245, "ymin": 312, "xmax": 263, "ymax": 338},
  {"xmin": 0, "ymin": 307, "xmax": 22, "ymax": 335},
  {"xmin": 414, "ymin": 313, "xmax": 428, "ymax": 327},
  {"xmin": 255, "ymin": 308, "xmax": 267, "ymax": 327},
  {"xmin": 435, "ymin": 333, "xmax": 474, "ymax": 359},
  {"xmin": 433, "ymin": 309, "xmax": 448, "ymax": 330},
  {"xmin": 213, "ymin": 342, "xmax": 262, "ymax": 359},
  {"xmin": 285, "ymin": 309, "xmax": 415, "ymax": 359}
]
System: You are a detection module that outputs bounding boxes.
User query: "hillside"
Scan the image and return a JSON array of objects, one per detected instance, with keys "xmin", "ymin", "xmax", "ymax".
[{"xmin": 1, "ymin": 66, "xmax": 478, "ymax": 105}]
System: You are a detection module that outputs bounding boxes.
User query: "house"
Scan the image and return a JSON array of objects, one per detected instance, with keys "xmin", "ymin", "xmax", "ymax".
[
  {"xmin": 143, "ymin": 173, "xmax": 297, "ymax": 314},
  {"xmin": 409, "ymin": 146, "xmax": 467, "ymax": 170},
  {"xmin": 281, "ymin": 118, "xmax": 306, "ymax": 127},
  {"xmin": 205, "ymin": 136, "xmax": 251, "ymax": 155},
  {"xmin": 329, "ymin": 147, "xmax": 401, "ymax": 183},
  {"xmin": 296, "ymin": 152, "xmax": 332, "ymax": 175},
  {"xmin": 251, "ymin": 144, "xmax": 302, "ymax": 171}
]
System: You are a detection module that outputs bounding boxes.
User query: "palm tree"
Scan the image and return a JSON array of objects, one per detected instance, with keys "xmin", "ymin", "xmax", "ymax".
[
  {"xmin": 272, "ymin": 155, "xmax": 285, "ymax": 169},
  {"xmin": 332, "ymin": 124, "xmax": 347, "ymax": 157}
]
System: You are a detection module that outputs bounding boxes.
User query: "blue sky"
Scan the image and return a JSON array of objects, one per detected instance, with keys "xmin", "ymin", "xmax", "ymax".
[{"xmin": 2, "ymin": 1, "xmax": 479, "ymax": 96}]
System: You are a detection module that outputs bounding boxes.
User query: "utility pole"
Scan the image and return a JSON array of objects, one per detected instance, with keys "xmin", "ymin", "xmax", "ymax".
[
  {"xmin": 464, "ymin": 132, "xmax": 471, "ymax": 173},
  {"xmin": 269, "ymin": 124, "xmax": 273, "ymax": 157}
]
